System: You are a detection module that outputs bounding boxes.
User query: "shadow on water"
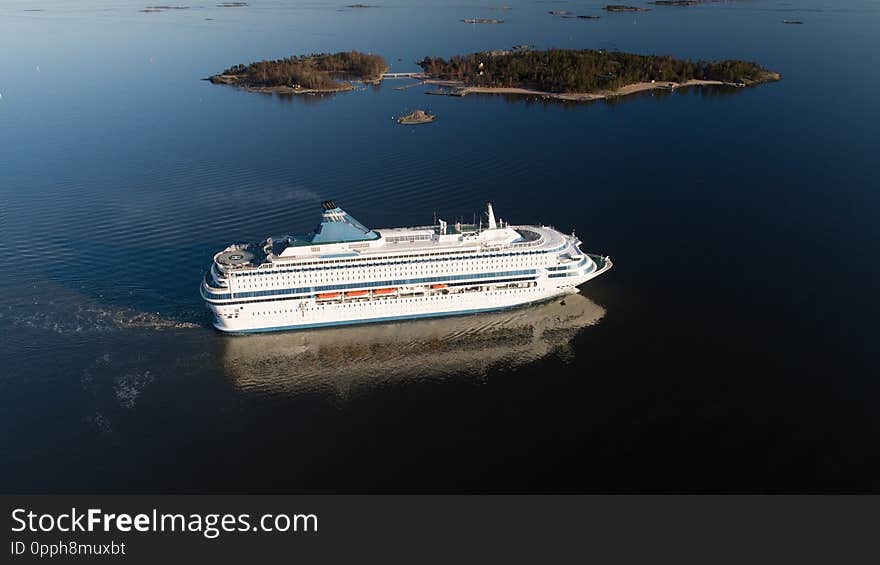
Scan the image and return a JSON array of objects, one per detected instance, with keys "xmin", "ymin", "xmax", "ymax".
[{"xmin": 220, "ymin": 292, "xmax": 606, "ymax": 398}]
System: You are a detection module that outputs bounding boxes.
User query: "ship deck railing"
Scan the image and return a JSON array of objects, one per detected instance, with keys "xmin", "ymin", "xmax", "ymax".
[{"xmin": 215, "ymin": 226, "xmax": 559, "ymax": 272}]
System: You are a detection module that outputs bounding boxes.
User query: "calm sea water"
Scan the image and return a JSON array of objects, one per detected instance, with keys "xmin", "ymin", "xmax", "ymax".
[{"xmin": 1, "ymin": 0, "xmax": 878, "ymax": 493}]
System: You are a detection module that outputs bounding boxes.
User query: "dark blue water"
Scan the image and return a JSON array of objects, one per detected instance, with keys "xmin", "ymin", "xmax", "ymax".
[{"xmin": 1, "ymin": 0, "xmax": 878, "ymax": 492}]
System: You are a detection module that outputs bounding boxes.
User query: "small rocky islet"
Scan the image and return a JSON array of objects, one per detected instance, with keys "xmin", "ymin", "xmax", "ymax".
[{"xmin": 396, "ymin": 109, "xmax": 436, "ymax": 125}]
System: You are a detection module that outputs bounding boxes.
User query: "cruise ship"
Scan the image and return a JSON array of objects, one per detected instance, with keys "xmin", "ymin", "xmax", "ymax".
[{"xmin": 201, "ymin": 201, "xmax": 611, "ymax": 333}]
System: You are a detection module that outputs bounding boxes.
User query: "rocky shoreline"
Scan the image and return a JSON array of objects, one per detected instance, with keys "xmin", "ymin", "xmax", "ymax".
[
  {"xmin": 423, "ymin": 74, "xmax": 781, "ymax": 102},
  {"xmin": 206, "ymin": 74, "xmax": 357, "ymax": 95}
]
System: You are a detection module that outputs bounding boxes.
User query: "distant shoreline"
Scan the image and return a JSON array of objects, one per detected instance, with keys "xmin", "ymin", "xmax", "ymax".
[{"xmin": 423, "ymin": 76, "xmax": 780, "ymax": 101}]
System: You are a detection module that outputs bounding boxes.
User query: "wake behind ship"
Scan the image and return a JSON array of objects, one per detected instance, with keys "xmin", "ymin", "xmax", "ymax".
[{"xmin": 201, "ymin": 201, "xmax": 611, "ymax": 333}]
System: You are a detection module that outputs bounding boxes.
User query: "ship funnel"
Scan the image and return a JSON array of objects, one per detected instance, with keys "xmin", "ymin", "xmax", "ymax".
[
  {"xmin": 311, "ymin": 201, "xmax": 380, "ymax": 244},
  {"xmin": 487, "ymin": 202, "xmax": 497, "ymax": 230}
]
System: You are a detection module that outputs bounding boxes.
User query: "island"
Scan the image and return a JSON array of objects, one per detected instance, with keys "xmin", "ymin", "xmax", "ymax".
[
  {"xmin": 140, "ymin": 5, "xmax": 190, "ymax": 12},
  {"xmin": 207, "ymin": 51, "xmax": 387, "ymax": 94},
  {"xmin": 397, "ymin": 109, "xmax": 436, "ymax": 125},
  {"xmin": 650, "ymin": 0, "xmax": 742, "ymax": 5},
  {"xmin": 605, "ymin": 5, "xmax": 650, "ymax": 11},
  {"xmin": 417, "ymin": 49, "xmax": 780, "ymax": 102},
  {"xmin": 462, "ymin": 18, "xmax": 504, "ymax": 24}
]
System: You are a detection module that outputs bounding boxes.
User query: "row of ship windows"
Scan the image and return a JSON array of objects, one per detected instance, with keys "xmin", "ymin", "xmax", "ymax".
[
  {"xmin": 548, "ymin": 265, "xmax": 595, "ymax": 278},
  {"xmin": 231, "ymin": 243, "xmax": 569, "ymax": 277},
  {"xmin": 228, "ymin": 270, "xmax": 537, "ymax": 299},
  {"xmin": 238, "ymin": 287, "xmax": 540, "ymax": 317},
  {"xmin": 385, "ymin": 234, "xmax": 432, "ymax": 243},
  {"xmin": 233, "ymin": 258, "xmax": 547, "ymax": 288},
  {"xmin": 206, "ymin": 275, "xmax": 537, "ymax": 304},
  {"xmin": 546, "ymin": 257, "xmax": 589, "ymax": 271}
]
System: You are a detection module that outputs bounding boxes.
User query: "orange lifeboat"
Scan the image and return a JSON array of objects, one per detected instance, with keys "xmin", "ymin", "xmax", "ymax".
[
  {"xmin": 346, "ymin": 290, "xmax": 369, "ymax": 298},
  {"xmin": 317, "ymin": 292, "xmax": 341, "ymax": 300},
  {"xmin": 373, "ymin": 288, "xmax": 397, "ymax": 296},
  {"xmin": 430, "ymin": 284, "xmax": 448, "ymax": 290}
]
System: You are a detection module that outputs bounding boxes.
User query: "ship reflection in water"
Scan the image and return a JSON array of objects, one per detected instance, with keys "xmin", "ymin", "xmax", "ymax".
[{"xmin": 220, "ymin": 293, "xmax": 605, "ymax": 397}]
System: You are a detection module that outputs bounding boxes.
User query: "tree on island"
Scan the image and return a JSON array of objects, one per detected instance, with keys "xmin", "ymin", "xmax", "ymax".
[
  {"xmin": 418, "ymin": 49, "xmax": 775, "ymax": 93},
  {"xmin": 219, "ymin": 51, "xmax": 387, "ymax": 90}
]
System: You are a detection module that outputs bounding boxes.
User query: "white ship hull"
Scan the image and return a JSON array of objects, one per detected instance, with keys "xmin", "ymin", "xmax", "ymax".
[{"xmin": 205, "ymin": 265, "xmax": 609, "ymax": 333}]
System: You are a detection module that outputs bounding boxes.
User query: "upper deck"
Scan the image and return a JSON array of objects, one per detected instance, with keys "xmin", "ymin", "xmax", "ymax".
[{"xmin": 212, "ymin": 202, "xmax": 571, "ymax": 273}]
